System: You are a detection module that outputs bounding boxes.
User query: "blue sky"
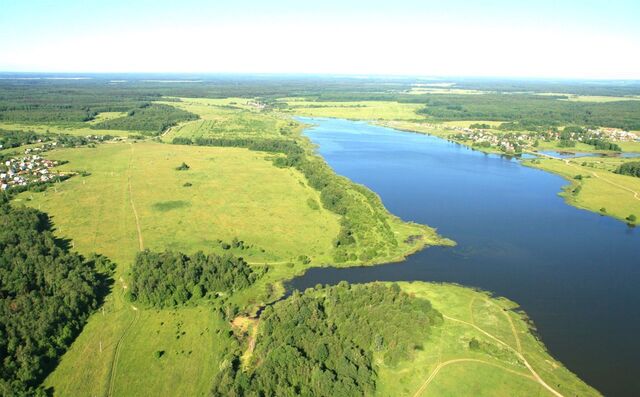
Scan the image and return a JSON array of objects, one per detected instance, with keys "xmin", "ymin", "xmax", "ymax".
[{"xmin": 1, "ymin": 0, "xmax": 639, "ymax": 78}]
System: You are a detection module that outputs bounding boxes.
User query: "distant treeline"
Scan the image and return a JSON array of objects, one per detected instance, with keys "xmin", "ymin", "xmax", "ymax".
[
  {"xmin": 173, "ymin": 136, "xmax": 400, "ymax": 262},
  {"xmin": 414, "ymin": 94, "xmax": 640, "ymax": 131},
  {"xmin": 90, "ymin": 103, "xmax": 198, "ymax": 134},
  {"xmin": 616, "ymin": 161, "xmax": 640, "ymax": 178},
  {"xmin": 130, "ymin": 250, "xmax": 261, "ymax": 308},
  {"xmin": 211, "ymin": 282, "xmax": 442, "ymax": 396},
  {"xmin": 0, "ymin": 196, "xmax": 113, "ymax": 395}
]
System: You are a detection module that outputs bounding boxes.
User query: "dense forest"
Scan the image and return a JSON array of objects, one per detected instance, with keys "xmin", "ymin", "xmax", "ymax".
[
  {"xmin": 0, "ymin": 198, "xmax": 113, "ymax": 396},
  {"xmin": 616, "ymin": 161, "xmax": 640, "ymax": 178},
  {"xmin": 129, "ymin": 250, "xmax": 261, "ymax": 308},
  {"xmin": 211, "ymin": 282, "xmax": 442, "ymax": 396}
]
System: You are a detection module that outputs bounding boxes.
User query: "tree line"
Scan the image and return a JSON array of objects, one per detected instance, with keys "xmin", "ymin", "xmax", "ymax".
[{"xmin": 211, "ymin": 282, "xmax": 442, "ymax": 396}]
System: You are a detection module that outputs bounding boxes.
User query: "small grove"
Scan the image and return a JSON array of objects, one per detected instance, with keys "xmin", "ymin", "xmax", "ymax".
[
  {"xmin": 211, "ymin": 282, "xmax": 442, "ymax": 396},
  {"xmin": 616, "ymin": 161, "xmax": 640, "ymax": 178},
  {"xmin": 129, "ymin": 250, "xmax": 262, "ymax": 308}
]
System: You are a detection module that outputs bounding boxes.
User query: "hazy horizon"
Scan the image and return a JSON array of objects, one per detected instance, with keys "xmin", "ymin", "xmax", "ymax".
[{"xmin": 2, "ymin": 0, "xmax": 640, "ymax": 79}]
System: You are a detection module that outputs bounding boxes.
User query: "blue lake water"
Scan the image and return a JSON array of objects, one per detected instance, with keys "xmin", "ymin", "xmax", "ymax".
[{"xmin": 289, "ymin": 117, "xmax": 640, "ymax": 396}]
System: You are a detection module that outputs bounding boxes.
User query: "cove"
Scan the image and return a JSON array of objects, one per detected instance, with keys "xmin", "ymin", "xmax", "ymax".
[{"xmin": 289, "ymin": 117, "xmax": 640, "ymax": 396}]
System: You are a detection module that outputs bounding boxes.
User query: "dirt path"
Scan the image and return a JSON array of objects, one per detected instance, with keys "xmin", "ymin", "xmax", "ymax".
[
  {"xmin": 412, "ymin": 358, "xmax": 534, "ymax": 397},
  {"xmin": 127, "ymin": 144, "xmax": 144, "ymax": 250},
  {"xmin": 107, "ymin": 305, "xmax": 139, "ymax": 397},
  {"xmin": 442, "ymin": 315, "xmax": 564, "ymax": 397},
  {"xmin": 532, "ymin": 151, "xmax": 640, "ymax": 201}
]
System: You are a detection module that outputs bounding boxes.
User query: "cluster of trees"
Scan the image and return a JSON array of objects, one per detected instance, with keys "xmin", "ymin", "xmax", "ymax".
[
  {"xmin": 584, "ymin": 138, "xmax": 621, "ymax": 151},
  {"xmin": 129, "ymin": 250, "xmax": 261, "ymax": 308},
  {"xmin": 0, "ymin": 129, "xmax": 42, "ymax": 148},
  {"xmin": 0, "ymin": 198, "xmax": 113, "ymax": 395},
  {"xmin": 175, "ymin": 135, "xmax": 401, "ymax": 262},
  {"xmin": 211, "ymin": 282, "xmax": 442, "ymax": 396},
  {"xmin": 616, "ymin": 161, "xmax": 640, "ymax": 178},
  {"xmin": 90, "ymin": 104, "xmax": 197, "ymax": 134}
]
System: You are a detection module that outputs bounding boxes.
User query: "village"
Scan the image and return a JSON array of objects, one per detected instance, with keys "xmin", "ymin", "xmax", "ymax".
[
  {"xmin": 0, "ymin": 154, "xmax": 65, "ymax": 191},
  {"xmin": 448, "ymin": 124, "xmax": 640, "ymax": 154}
]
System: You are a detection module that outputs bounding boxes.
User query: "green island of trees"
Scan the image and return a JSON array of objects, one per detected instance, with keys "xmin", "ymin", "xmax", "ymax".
[
  {"xmin": 616, "ymin": 161, "xmax": 640, "ymax": 178},
  {"xmin": 130, "ymin": 250, "xmax": 262, "ymax": 308},
  {"xmin": 212, "ymin": 282, "xmax": 441, "ymax": 396},
  {"xmin": 0, "ymin": 197, "xmax": 113, "ymax": 396}
]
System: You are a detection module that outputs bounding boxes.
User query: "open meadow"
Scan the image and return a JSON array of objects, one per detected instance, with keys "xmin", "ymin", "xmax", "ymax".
[
  {"xmin": 14, "ymin": 140, "xmax": 345, "ymax": 396},
  {"xmin": 378, "ymin": 282, "xmax": 600, "ymax": 397}
]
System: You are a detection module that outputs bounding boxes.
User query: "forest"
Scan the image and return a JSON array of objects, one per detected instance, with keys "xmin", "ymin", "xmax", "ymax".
[
  {"xmin": 129, "ymin": 250, "xmax": 261, "ymax": 308},
  {"xmin": 211, "ymin": 282, "xmax": 442, "ymax": 396},
  {"xmin": 0, "ymin": 197, "xmax": 113, "ymax": 396}
]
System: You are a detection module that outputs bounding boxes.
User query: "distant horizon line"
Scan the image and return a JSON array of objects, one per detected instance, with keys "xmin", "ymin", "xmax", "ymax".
[{"xmin": 1, "ymin": 71, "xmax": 639, "ymax": 83}]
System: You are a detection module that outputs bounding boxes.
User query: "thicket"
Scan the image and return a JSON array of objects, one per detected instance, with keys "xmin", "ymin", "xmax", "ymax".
[
  {"xmin": 616, "ymin": 161, "xmax": 640, "ymax": 178},
  {"xmin": 211, "ymin": 282, "xmax": 442, "ymax": 396},
  {"xmin": 129, "ymin": 250, "xmax": 261, "ymax": 308},
  {"xmin": 0, "ymin": 199, "xmax": 113, "ymax": 396}
]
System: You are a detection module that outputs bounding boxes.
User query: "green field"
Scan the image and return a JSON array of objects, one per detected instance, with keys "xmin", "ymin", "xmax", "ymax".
[
  {"xmin": 13, "ymin": 117, "xmax": 445, "ymax": 395},
  {"xmin": 377, "ymin": 282, "xmax": 600, "ymax": 397},
  {"xmin": 282, "ymin": 100, "xmax": 425, "ymax": 120},
  {"xmin": 161, "ymin": 98, "xmax": 293, "ymax": 142},
  {"xmin": 14, "ymin": 141, "xmax": 345, "ymax": 396},
  {"xmin": 524, "ymin": 156, "xmax": 640, "ymax": 223}
]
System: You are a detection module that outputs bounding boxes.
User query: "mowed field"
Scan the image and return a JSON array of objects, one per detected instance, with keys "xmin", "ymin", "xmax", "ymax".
[
  {"xmin": 14, "ymin": 140, "xmax": 341, "ymax": 396},
  {"xmin": 377, "ymin": 282, "xmax": 599, "ymax": 397}
]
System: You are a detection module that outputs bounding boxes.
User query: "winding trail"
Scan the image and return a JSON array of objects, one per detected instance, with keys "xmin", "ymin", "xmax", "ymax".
[
  {"xmin": 127, "ymin": 144, "xmax": 144, "ymax": 250},
  {"xmin": 412, "ymin": 358, "xmax": 534, "ymax": 397},
  {"xmin": 441, "ymin": 315, "xmax": 564, "ymax": 397}
]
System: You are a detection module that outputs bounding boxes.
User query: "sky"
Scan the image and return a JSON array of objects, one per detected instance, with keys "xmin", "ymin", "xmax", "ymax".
[{"xmin": 1, "ymin": 0, "xmax": 639, "ymax": 79}]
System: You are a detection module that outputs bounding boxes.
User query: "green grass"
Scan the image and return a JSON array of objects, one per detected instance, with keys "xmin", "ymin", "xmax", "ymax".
[
  {"xmin": 161, "ymin": 98, "xmax": 294, "ymax": 142},
  {"xmin": 15, "ymin": 141, "xmax": 342, "ymax": 396},
  {"xmin": 524, "ymin": 157, "xmax": 640, "ymax": 224},
  {"xmin": 283, "ymin": 100, "xmax": 425, "ymax": 120},
  {"xmin": 375, "ymin": 282, "xmax": 600, "ymax": 396}
]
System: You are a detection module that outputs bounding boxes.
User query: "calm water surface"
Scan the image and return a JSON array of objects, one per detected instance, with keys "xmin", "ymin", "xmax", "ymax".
[{"xmin": 289, "ymin": 117, "xmax": 640, "ymax": 396}]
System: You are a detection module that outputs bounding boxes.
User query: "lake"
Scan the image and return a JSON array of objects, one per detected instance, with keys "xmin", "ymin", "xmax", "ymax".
[{"xmin": 289, "ymin": 117, "xmax": 640, "ymax": 396}]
